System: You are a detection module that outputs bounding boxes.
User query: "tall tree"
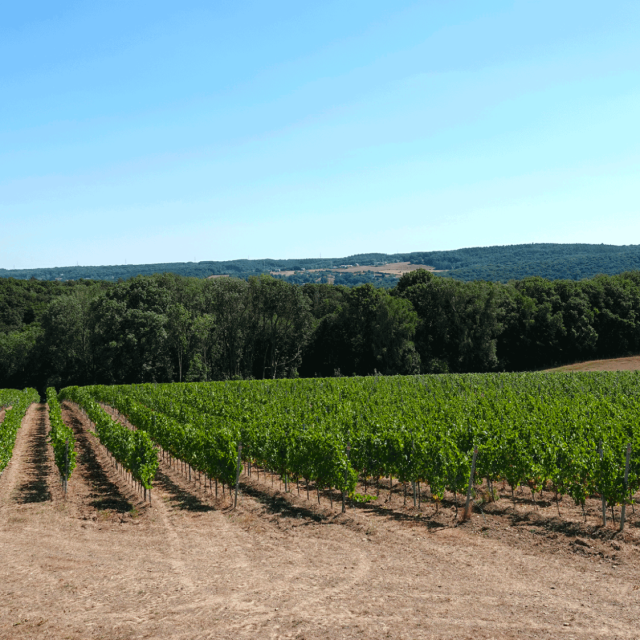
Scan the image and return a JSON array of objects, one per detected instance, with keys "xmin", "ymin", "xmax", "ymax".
[
  {"xmin": 247, "ymin": 276, "xmax": 313, "ymax": 379},
  {"xmin": 167, "ymin": 303, "xmax": 192, "ymax": 382}
]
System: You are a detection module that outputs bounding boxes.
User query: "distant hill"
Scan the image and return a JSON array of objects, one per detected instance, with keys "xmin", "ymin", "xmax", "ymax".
[
  {"xmin": 2, "ymin": 243, "xmax": 640, "ymax": 285},
  {"xmin": 428, "ymin": 244, "xmax": 640, "ymax": 282}
]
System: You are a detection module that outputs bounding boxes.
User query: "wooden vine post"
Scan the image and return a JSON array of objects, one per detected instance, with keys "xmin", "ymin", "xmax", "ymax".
[
  {"xmin": 598, "ymin": 440, "xmax": 606, "ymax": 526},
  {"xmin": 620, "ymin": 443, "xmax": 632, "ymax": 531},
  {"xmin": 342, "ymin": 444, "xmax": 351, "ymax": 514},
  {"xmin": 411, "ymin": 437, "xmax": 416, "ymax": 509},
  {"xmin": 64, "ymin": 438, "xmax": 69, "ymax": 496},
  {"xmin": 234, "ymin": 443, "xmax": 242, "ymax": 509},
  {"xmin": 463, "ymin": 446, "xmax": 478, "ymax": 521}
]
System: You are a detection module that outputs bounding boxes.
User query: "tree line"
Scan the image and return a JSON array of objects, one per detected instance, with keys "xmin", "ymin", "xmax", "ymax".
[{"xmin": 1, "ymin": 269, "xmax": 640, "ymax": 393}]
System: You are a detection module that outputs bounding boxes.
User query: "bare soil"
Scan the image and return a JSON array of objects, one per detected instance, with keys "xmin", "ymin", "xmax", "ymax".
[
  {"xmin": 1, "ymin": 403, "xmax": 640, "ymax": 639},
  {"xmin": 547, "ymin": 356, "xmax": 640, "ymax": 372},
  {"xmin": 329, "ymin": 261, "xmax": 438, "ymax": 276},
  {"xmin": 273, "ymin": 262, "xmax": 440, "ymax": 278}
]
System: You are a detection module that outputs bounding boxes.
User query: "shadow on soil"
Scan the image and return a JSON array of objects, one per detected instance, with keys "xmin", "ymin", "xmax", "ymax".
[
  {"xmin": 241, "ymin": 475, "xmax": 640, "ymax": 540},
  {"xmin": 16, "ymin": 404, "xmax": 52, "ymax": 504},
  {"xmin": 236, "ymin": 474, "xmax": 451, "ymax": 527},
  {"xmin": 154, "ymin": 470, "xmax": 214, "ymax": 512},
  {"xmin": 67, "ymin": 410, "xmax": 135, "ymax": 513},
  {"xmin": 240, "ymin": 480, "xmax": 324, "ymax": 522}
]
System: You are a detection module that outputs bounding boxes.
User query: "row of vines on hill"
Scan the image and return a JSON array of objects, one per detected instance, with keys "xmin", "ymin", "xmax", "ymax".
[
  {"xmin": 59, "ymin": 387, "xmax": 158, "ymax": 492},
  {"xmin": 63, "ymin": 372, "xmax": 640, "ymax": 516},
  {"xmin": 0, "ymin": 388, "xmax": 40, "ymax": 474},
  {"xmin": 47, "ymin": 387, "xmax": 77, "ymax": 491}
]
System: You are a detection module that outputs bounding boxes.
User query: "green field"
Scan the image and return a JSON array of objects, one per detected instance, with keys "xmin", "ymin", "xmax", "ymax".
[{"xmin": 58, "ymin": 371, "xmax": 640, "ymax": 515}]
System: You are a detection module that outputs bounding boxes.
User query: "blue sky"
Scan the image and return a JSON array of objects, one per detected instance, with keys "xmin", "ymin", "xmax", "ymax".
[{"xmin": 2, "ymin": 1, "xmax": 639, "ymax": 269}]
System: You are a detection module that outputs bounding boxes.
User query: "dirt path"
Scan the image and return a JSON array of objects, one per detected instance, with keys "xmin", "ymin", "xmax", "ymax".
[{"xmin": 1, "ymin": 404, "xmax": 639, "ymax": 639}]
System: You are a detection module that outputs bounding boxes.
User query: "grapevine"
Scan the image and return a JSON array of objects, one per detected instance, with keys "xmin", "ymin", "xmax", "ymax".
[{"xmin": 47, "ymin": 387, "xmax": 77, "ymax": 492}]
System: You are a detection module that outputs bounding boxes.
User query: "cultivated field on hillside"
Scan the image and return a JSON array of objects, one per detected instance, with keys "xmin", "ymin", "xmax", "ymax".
[
  {"xmin": 68, "ymin": 373, "xmax": 640, "ymax": 515},
  {"xmin": 272, "ymin": 261, "xmax": 438, "ymax": 277},
  {"xmin": 2, "ymin": 376, "xmax": 640, "ymax": 639},
  {"xmin": 547, "ymin": 356, "xmax": 640, "ymax": 372}
]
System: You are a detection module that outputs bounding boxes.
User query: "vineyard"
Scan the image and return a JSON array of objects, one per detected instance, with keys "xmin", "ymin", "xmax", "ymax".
[
  {"xmin": 60, "ymin": 371, "xmax": 640, "ymax": 526},
  {"xmin": 3, "ymin": 374, "xmax": 640, "ymax": 639}
]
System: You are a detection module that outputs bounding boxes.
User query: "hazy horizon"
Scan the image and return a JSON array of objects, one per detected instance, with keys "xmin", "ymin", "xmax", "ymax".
[{"xmin": 3, "ymin": 242, "xmax": 639, "ymax": 274}]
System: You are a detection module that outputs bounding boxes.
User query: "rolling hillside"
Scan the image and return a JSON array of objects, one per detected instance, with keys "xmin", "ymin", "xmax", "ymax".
[{"xmin": 2, "ymin": 243, "xmax": 640, "ymax": 285}]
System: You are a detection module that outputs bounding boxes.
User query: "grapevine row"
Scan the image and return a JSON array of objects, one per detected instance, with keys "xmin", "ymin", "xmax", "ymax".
[
  {"xmin": 0, "ymin": 388, "xmax": 40, "ymax": 474},
  {"xmin": 96, "ymin": 391, "xmax": 238, "ymax": 487},
  {"xmin": 47, "ymin": 387, "xmax": 77, "ymax": 492},
  {"xmin": 59, "ymin": 387, "xmax": 158, "ymax": 490}
]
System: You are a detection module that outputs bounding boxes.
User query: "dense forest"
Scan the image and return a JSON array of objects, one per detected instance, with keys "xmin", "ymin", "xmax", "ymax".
[
  {"xmin": 2, "ymin": 268, "xmax": 640, "ymax": 393},
  {"xmin": 4, "ymin": 243, "xmax": 640, "ymax": 285}
]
